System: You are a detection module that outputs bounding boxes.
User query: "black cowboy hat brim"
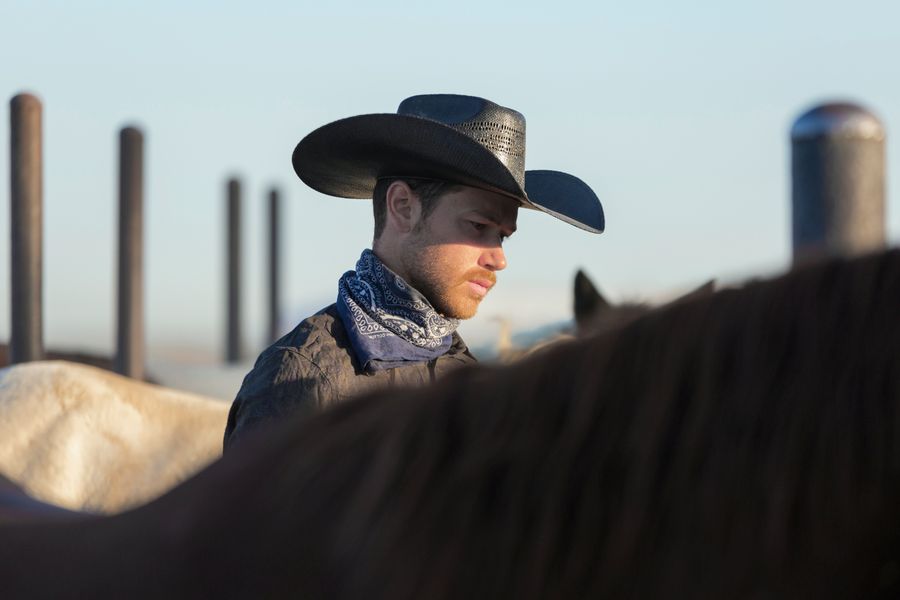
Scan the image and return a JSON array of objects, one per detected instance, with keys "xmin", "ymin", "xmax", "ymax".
[
  {"xmin": 524, "ymin": 170, "xmax": 605, "ymax": 233},
  {"xmin": 292, "ymin": 114, "xmax": 604, "ymax": 233}
]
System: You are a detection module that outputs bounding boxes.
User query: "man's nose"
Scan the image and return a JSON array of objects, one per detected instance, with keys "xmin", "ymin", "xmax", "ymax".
[{"xmin": 479, "ymin": 245, "xmax": 507, "ymax": 272}]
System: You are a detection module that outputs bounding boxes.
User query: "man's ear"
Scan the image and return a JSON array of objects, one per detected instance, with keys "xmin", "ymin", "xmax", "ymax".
[{"xmin": 385, "ymin": 181, "xmax": 422, "ymax": 234}]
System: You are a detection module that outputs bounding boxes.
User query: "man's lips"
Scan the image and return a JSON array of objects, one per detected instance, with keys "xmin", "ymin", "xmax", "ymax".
[{"xmin": 467, "ymin": 279, "xmax": 494, "ymax": 297}]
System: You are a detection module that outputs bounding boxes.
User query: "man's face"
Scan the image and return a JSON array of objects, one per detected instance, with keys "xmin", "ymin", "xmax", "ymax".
[{"xmin": 400, "ymin": 185, "xmax": 519, "ymax": 319}]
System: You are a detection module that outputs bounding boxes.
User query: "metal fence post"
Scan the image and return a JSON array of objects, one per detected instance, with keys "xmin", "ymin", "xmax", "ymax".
[
  {"xmin": 791, "ymin": 102, "xmax": 886, "ymax": 265},
  {"xmin": 226, "ymin": 177, "xmax": 243, "ymax": 363},
  {"xmin": 115, "ymin": 126, "xmax": 145, "ymax": 379},
  {"xmin": 9, "ymin": 93, "xmax": 43, "ymax": 364}
]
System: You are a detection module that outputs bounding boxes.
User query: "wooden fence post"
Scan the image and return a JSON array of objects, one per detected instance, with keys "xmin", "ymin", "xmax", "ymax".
[
  {"xmin": 267, "ymin": 187, "xmax": 281, "ymax": 345},
  {"xmin": 115, "ymin": 126, "xmax": 145, "ymax": 379},
  {"xmin": 226, "ymin": 177, "xmax": 243, "ymax": 363},
  {"xmin": 9, "ymin": 93, "xmax": 43, "ymax": 364}
]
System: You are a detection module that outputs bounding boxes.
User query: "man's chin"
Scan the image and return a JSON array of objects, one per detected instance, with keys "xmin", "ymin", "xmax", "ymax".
[
  {"xmin": 415, "ymin": 279, "xmax": 486, "ymax": 320},
  {"xmin": 436, "ymin": 296, "xmax": 483, "ymax": 320}
]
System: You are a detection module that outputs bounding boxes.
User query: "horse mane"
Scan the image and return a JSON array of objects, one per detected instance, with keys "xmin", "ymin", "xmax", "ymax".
[
  {"xmin": 205, "ymin": 248, "xmax": 900, "ymax": 598},
  {"xmin": 4, "ymin": 250, "xmax": 900, "ymax": 598}
]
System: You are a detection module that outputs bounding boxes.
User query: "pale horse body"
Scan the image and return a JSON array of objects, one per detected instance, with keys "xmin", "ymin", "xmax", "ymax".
[{"xmin": 0, "ymin": 361, "xmax": 228, "ymax": 514}]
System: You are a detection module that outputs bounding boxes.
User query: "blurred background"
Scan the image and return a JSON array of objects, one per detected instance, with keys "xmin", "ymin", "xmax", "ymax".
[{"xmin": 1, "ymin": 0, "xmax": 898, "ymax": 398}]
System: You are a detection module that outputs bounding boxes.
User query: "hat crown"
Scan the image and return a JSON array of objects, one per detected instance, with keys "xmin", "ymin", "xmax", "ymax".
[{"xmin": 397, "ymin": 95, "xmax": 527, "ymax": 188}]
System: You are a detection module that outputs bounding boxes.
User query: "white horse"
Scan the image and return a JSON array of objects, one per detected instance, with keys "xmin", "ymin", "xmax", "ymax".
[{"xmin": 0, "ymin": 360, "xmax": 228, "ymax": 514}]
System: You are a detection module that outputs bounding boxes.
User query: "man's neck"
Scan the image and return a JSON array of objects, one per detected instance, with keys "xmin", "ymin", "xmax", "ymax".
[{"xmin": 370, "ymin": 243, "xmax": 408, "ymax": 283}]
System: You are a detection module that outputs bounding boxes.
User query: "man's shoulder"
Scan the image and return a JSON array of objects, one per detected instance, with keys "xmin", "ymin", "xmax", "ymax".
[
  {"xmin": 288, "ymin": 304, "xmax": 343, "ymax": 347},
  {"xmin": 261, "ymin": 304, "xmax": 357, "ymax": 374},
  {"xmin": 224, "ymin": 306, "xmax": 347, "ymax": 452}
]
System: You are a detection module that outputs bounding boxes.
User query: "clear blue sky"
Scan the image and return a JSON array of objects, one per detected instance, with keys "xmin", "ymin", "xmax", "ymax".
[{"xmin": 1, "ymin": 0, "xmax": 898, "ymax": 359}]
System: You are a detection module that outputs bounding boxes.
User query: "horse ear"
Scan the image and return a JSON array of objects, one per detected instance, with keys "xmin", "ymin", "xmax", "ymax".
[
  {"xmin": 671, "ymin": 279, "xmax": 716, "ymax": 305},
  {"xmin": 574, "ymin": 269, "xmax": 611, "ymax": 326}
]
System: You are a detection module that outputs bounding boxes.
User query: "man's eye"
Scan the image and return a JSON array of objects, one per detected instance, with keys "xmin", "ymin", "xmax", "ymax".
[{"xmin": 470, "ymin": 221, "xmax": 487, "ymax": 231}]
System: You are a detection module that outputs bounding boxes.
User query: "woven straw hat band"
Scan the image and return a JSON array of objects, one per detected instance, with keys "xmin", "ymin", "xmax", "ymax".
[{"xmin": 397, "ymin": 95, "xmax": 527, "ymax": 189}]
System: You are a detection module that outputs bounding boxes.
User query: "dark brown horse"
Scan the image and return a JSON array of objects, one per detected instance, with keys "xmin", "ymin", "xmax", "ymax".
[{"xmin": 3, "ymin": 250, "xmax": 900, "ymax": 599}]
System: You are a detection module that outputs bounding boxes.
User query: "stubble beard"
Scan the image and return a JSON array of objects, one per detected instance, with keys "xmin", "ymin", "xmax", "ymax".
[{"xmin": 402, "ymin": 239, "xmax": 491, "ymax": 321}]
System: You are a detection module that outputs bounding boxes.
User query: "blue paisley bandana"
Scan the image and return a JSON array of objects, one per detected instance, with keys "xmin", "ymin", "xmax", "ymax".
[{"xmin": 336, "ymin": 249, "xmax": 459, "ymax": 372}]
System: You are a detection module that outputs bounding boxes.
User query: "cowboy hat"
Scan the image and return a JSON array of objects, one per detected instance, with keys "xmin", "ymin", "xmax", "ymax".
[{"xmin": 291, "ymin": 94, "xmax": 604, "ymax": 233}]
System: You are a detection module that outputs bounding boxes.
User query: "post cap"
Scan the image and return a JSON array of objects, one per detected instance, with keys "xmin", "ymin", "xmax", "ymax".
[{"xmin": 791, "ymin": 102, "xmax": 884, "ymax": 142}]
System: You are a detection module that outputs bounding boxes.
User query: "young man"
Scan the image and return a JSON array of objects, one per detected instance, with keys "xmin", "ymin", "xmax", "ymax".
[{"xmin": 223, "ymin": 94, "xmax": 604, "ymax": 450}]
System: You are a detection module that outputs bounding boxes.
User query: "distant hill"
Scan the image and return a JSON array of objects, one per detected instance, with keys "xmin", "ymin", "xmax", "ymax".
[
  {"xmin": 511, "ymin": 319, "xmax": 573, "ymax": 347},
  {"xmin": 470, "ymin": 319, "xmax": 572, "ymax": 361}
]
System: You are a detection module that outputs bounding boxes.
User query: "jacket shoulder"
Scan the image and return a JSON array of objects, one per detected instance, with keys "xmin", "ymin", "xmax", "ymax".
[
  {"xmin": 224, "ymin": 305, "xmax": 355, "ymax": 451},
  {"xmin": 271, "ymin": 305, "xmax": 364, "ymax": 375},
  {"xmin": 223, "ymin": 345, "xmax": 334, "ymax": 450}
]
